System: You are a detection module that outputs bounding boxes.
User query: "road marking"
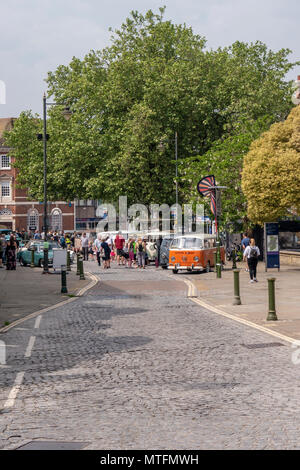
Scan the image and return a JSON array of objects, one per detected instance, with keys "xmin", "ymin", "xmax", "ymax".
[
  {"xmin": 168, "ymin": 271, "xmax": 297, "ymax": 345},
  {"xmin": 34, "ymin": 315, "xmax": 42, "ymax": 329},
  {"xmin": 24, "ymin": 336, "xmax": 36, "ymax": 358},
  {"xmin": 191, "ymin": 297, "xmax": 297, "ymax": 345},
  {"xmin": 4, "ymin": 371, "xmax": 25, "ymax": 408}
]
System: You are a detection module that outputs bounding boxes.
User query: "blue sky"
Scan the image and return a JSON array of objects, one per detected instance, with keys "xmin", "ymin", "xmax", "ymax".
[{"xmin": 0, "ymin": 0, "xmax": 299, "ymax": 117}]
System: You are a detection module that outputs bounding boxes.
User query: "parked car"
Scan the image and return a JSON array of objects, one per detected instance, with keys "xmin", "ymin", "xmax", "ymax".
[
  {"xmin": 159, "ymin": 236, "xmax": 174, "ymax": 269},
  {"xmin": 18, "ymin": 241, "xmax": 74, "ymax": 267},
  {"xmin": 146, "ymin": 241, "xmax": 157, "ymax": 263}
]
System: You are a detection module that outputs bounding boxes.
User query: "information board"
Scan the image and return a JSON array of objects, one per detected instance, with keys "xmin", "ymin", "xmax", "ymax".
[{"xmin": 264, "ymin": 222, "xmax": 280, "ymax": 270}]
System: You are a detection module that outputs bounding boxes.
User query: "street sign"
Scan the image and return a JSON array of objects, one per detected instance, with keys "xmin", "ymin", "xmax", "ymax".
[{"xmin": 264, "ymin": 222, "xmax": 280, "ymax": 270}]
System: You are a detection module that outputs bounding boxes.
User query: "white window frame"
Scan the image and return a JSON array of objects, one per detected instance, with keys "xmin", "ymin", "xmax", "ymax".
[
  {"xmin": 0, "ymin": 155, "xmax": 11, "ymax": 169},
  {"xmin": 27, "ymin": 209, "xmax": 39, "ymax": 231},
  {"xmin": 51, "ymin": 208, "xmax": 62, "ymax": 231},
  {"xmin": 1, "ymin": 181, "xmax": 10, "ymax": 197}
]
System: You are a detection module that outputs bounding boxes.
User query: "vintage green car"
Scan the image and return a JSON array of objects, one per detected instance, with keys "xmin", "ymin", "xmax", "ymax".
[{"xmin": 18, "ymin": 240, "xmax": 60, "ymax": 267}]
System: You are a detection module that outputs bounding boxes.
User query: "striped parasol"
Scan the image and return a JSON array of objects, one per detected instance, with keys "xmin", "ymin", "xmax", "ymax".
[{"xmin": 197, "ymin": 175, "xmax": 217, "ymax": 230}]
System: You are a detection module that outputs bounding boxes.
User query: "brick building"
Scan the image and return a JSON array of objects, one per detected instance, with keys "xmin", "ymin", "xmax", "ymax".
[{"xmin": 0, "ymin": 118, "xmax": 75, "ymax": 232}]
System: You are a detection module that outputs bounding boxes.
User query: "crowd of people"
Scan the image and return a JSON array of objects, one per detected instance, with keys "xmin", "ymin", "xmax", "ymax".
[
  {"xmin": 0, "ymin": 229, "xmax": 157, "ymax": 271},
  {"xmin": 89, "ymin": 232, "xmax": 155, "ymax": 270}
]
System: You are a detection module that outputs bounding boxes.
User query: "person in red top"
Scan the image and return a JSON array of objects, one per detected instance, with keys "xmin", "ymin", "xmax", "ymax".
[{"xmin": 114, "ymin": 232, "xmax": 125, "ymax": 265}]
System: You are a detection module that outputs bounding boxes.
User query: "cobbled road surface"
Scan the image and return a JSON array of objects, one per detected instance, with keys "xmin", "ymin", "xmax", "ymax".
[{"xmin": 1, "ymin": 262, "xmax": 300, "ymax": 450}]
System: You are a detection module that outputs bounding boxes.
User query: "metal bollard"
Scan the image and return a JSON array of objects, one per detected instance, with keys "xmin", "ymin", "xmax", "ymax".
[
  {"xmin": 233, "ymin": 269, "xmax": 241, "ymax": 305},
  {"xmin": 30, "ymin": 248, "xmax": 35, "ymax": 268},
  {"xmin": 216, "ymin": 241, "xmax": 222, "ymax": 279},
  {"xmin": 232, "ymin": 248, "xmax": 237, "ymax": 269},
  {"xmin": 67, "ymin": 250, "xmax": 71, "ymax": 272},
  {"xmin": 61, "ymin": 265, "xmax": 68, "ymax": 293},
  {"xmin": 76, "ymin": 253, "xmax": 80, "ymax": 275},
  {"xmin": 267, "ymin": 278, "xmax": 278, "ymax": 321},
  {"xmin": 79, "ymin": 258, "xmax": 85, "ymax": 280},
  {"xmin": 43, "ymin": 248, "xmax": 49, "ymax": 274}
]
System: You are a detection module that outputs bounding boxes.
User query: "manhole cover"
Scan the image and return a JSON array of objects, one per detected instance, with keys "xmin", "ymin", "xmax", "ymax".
[
  {"xmin": 17, "ymin": 441, "xmax": 89, "ymax": 450},
  {"xmin": 242, "ymin": 342, "xmax": 284, "ymax": 349}
]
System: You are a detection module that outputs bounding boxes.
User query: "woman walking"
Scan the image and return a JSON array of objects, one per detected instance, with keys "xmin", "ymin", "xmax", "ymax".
[
  {"xmin": 243, "ymin": 238, "xmax": 260, "ymax": 283},
  {"xmin": 101, "ymin": 237, "xmax": 111, "ymax": 269},
  {"xmin": 5, "ymin": 235, "xmax": 17, "ymax": 270}
]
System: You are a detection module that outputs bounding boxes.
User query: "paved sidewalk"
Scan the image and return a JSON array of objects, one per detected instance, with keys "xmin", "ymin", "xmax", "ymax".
[
  {"xmin": 186, "ymin": 262, "xmax": 300, "ymax": 341},
  {"xmin": 0, "ymin": 265, "xmax": 90, "ymax": 327}
]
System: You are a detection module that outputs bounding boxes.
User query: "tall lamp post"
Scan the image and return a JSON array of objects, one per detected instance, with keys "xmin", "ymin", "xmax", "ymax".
[
  {"xmin": 159, "ymin": 131, "xmax": 179, "ymax": 231},
  {"xmin": 38, "ymin": 94, "xmax": 72, "ymax": 273}
]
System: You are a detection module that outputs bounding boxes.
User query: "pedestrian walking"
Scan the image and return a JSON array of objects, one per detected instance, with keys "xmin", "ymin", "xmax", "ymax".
[
  {"xmin": 115, "ymin": 231, "xmax": 125, "ymax": 265},
  {"xmin": 94, "ymin": 234, "xmax": 102, "ymax": 266},
  {"xmin": 243, "ymin": 238, "xmax": 260, "ymax": 283},
  {"xmin": 5, "ymin": 235, "xmax": 17, "ymax": 270},
  {"xmin": 81, "ymin": 232, "xmax": 89, "ymax": 261},
  {"xmin": 241, "ymin": 233, "xmax": 250, "ymax": 272},
  {"xmin": 101, "ymin": 237, "xmax": 111, "ymax": 269},
  {"xmin": 136, "ymin": 238, "xmax": 146, "ymax": 269},
  {"xmin": 128, "ymin": 238, "xmax": 135, "ymax": 268}
]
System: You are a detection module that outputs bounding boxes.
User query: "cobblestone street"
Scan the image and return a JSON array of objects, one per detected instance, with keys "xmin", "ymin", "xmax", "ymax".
[{"xmin": 1, "ymin": 263, "xmax": 300, "ymax": 450}]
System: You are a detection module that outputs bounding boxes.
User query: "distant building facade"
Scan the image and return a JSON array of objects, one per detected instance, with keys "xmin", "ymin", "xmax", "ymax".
[{"xmin": 0, "ymin": 118, "xmax": 75, "ymax": 232}]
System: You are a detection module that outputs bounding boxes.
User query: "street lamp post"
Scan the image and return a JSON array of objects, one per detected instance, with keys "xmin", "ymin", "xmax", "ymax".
[{"xmin": 39, "ymin": 94, "xmax": 72, "ymax": 274}]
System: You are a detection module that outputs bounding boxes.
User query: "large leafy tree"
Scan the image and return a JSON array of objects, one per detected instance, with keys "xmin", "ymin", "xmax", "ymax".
[
  {"xmin": 241, "ymin": 105, "xmax": 300, "ymax": 224},
  {"xmin": 5, "ymin": 8, "xmax": 298, "ymax": 210}
]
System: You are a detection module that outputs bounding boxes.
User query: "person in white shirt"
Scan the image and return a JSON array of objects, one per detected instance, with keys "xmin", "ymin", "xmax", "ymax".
[
  {"xmin": 81, "ymin": 233, "xmax": 89, "ymax": 261},
  {"xmin": 243, "ymin": 238, "xmax": 260, "ymax": 283}
]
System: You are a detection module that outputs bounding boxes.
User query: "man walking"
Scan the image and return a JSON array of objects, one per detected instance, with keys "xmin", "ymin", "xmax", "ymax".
[
  {"xmin": 81, "ymin": 233, "xmax": 89, "ymax": 261},
  {"xmin": 114, "ymin": 231, "xmax": 125, "ymax": 266},
  {"xmin": 241, "ymin": 233, "xmax": 250, "ymax": 271}
]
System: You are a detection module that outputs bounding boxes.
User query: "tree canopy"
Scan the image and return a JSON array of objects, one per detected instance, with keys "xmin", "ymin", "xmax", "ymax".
[
  {"xmin": 241, "ymin": 105, "xmax": 300, "ymax": 225},
  {"xmin": 5, "ymin": 8, "xmax": 298, "ymax": 215}
]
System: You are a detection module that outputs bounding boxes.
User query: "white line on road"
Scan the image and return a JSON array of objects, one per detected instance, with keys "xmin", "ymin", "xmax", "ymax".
[
  {"xmin": 34, "ymin": 315, "xmax": 42, "ymax": 329},
  {"xmin": 24, "ymin": 336, "xmax": 36, "ymax": 358},
  {"xmin": 4, "ymin": 371, "xmax": 25, "ymax": 408}
]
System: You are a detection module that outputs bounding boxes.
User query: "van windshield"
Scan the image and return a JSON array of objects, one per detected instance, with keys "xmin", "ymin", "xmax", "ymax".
[
  {"xmin": 171, "ymin": 238, "xmax": 184, "ymax": 249},
  {"xmin": 183, "ymin": 238, "xmax": 203, "ymax": 249},
  {"xmin": 171, "ymin": 238, "xmax": 203, "ymax": 249}
]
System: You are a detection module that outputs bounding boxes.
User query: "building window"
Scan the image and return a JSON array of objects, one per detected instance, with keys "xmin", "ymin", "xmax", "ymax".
[
  {"xmin": 1, "ymin": 155, "xmax": 11, "ymax": 169},
  {"xmin": 1, "ymin": 182, "xmax": 10, "ymax": 197},
  {"xmin": 51, "ymin": 208, "xmax": 62, "ymax": 231},
  {"xmin": 27, "ymin": 209, "xmax": 39, "ymax": 231}
]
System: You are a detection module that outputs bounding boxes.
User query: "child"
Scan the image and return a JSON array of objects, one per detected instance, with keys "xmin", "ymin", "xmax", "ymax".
[{"xmin": 110, "ymin": 249, "xmax": 116, "ymax": 261}]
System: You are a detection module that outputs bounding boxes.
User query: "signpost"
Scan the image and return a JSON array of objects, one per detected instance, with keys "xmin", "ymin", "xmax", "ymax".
[{"xmin": 264, "ymin": 222, "xmax": 280, "ymax": 271}]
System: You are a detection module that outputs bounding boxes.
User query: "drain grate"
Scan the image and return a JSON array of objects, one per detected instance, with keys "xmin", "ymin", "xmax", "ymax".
[
  {"xmin": 242, "ymin": 342, "xmax": 284, "ymax": 349},
  {"xmin": 17, "ymin": 441, "xmax": 89, "ymax": 450}
]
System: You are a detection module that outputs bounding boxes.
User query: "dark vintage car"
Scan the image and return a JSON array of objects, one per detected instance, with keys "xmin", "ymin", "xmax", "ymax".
[{"xmin": 159, "ymin": 236, "xmax": 175, "ymax": 269}]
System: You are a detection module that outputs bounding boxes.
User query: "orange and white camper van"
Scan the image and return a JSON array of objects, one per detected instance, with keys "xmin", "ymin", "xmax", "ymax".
[{"xmin": 168, "ymin": 234, "xmax": 225, "ymax": 274}]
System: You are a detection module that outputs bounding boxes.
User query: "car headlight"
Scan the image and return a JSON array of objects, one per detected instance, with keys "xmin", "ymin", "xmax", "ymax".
[
  {"xmin": 193, "ymin": 256, "xmax": 199, "ymax": 262},
  {"xmin": 171, "ymin": 256, "xmax": 175, "ymax": 262},
  {"xmin": 162, "ymin": 254, "xmax": 166, "ymax": 259}
]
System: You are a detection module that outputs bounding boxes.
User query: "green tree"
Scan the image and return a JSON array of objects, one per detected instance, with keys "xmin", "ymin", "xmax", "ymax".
[
  {"xmin": 5, "ymin": 8, "xmax": 298, "ymax": 209},
  {"xmin": 242, "ymin": 105, "xmax": 300, "ymax": 224}
]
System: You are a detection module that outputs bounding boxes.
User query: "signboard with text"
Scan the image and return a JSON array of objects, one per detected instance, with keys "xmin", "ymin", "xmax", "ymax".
[{"xmin": 264, "ymin": 222, "xmax": 280, "ymax": 270}]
